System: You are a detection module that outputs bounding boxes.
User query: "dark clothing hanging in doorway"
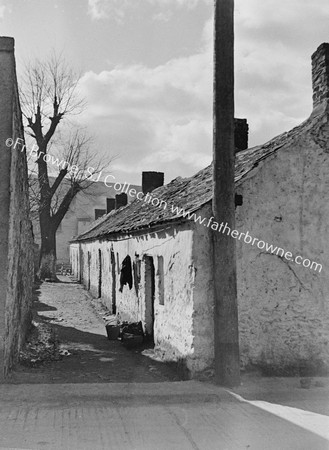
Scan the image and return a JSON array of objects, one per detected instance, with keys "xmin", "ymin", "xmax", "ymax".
[{"xmin": 119, "ymin": 255, "xmax": 133, "ymax": 292}]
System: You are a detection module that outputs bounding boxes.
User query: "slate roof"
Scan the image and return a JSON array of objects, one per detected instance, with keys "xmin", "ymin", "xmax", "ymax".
[{"xmin": 72, "ymin": 108, "xmax": 327, "ymax": 242}]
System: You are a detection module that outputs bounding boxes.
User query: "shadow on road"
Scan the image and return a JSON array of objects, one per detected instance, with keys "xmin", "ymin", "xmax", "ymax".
[{"xmin": 8, "ymin": 280, "xmax": 184, "ymax": 384}]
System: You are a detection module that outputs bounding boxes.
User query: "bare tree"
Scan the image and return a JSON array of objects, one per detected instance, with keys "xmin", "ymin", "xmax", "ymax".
[{"xmin": 20, "ymin": 53, "xmax": 112, "ymax": 281}]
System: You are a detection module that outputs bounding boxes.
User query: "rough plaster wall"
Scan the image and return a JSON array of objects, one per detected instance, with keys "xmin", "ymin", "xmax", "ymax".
[
  {"xmin": 70, "ymin": 244, "xmax": 80, "ymax": 279},
  {"xmin": 56, "ymin": 192, "xmax": 111, "ymax": 264},
  {"xmin": 150, "ymin": 227, "xmax": 195, "ymax": 363},
  {"xmin": 175, "ymin": 132, "xmax": 329, "ymax": 374},
  {"xmin": 3, "ymin": 58, "xmax": 33, "ymax": 375},
  {"xmin": 0, "ymin": 39, "xmax": 13, "ymax": 378},
  {"xmin": 71, "ymin": 130, "xmax": 329, "ymax": 374},
  {"xmin": 74, "ymin": 224, "xmax": 196, "ymax": 367},
  {"xmin": 141, "ymin": 256, "xmax": 154, "ymax": 335},
  {"xmin": 190, "ymin": 206, "xmax": 215, "ymax": 373},
  {"xmin": 56, "ymin": 208, "xmax": 79, "ymax": 264},
  {"xmin": 236, "ymin": 133, "xmax": 329, "ymax": 371}
]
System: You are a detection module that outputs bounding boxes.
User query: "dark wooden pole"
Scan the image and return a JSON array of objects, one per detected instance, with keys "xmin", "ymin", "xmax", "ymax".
[{"xmin": 212, "ymin": 0, "xmax": 240, "ymax": 386}]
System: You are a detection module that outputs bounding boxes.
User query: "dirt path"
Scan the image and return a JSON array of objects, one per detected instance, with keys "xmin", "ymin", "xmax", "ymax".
[{"xmin": 8, "ymin": 276, "xmax": 182, "ymax": 384}]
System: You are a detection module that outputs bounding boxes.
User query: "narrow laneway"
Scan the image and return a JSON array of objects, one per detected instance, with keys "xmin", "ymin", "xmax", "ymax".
[{"xmin": 8, "ymin": 276, "xmax": 182, "ymax": 384}]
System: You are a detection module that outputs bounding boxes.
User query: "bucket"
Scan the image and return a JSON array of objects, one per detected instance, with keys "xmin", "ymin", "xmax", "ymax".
[
  {"xmin": 122, "ymin": 332, "xmax": 144, "ymax": 348},
  {"xmin": 106, "ymin": 324, "xmax": 120, "ymax": 340}
]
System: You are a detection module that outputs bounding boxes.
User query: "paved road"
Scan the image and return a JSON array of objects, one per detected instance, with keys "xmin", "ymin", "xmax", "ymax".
[
  {"xmin": 232, "ymin": 373, "xmax": 329, "ymax": 416},
  {"xmin": 0, "ymin": 382, "xmax": 328, "ymax": 450}
]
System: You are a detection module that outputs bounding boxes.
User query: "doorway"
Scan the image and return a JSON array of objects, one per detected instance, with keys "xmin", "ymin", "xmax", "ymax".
[
  {"xmin": 144, "ymin": 255, "xmax": 155, "ymax": 341},
  {"xmin": 80, "ymin": 250, "xmax": 84, "ymax": 283},
  {"xmin": 110, "ymin": 249, "xmax": 116, "ymax": 314},
  {"xmin": 87, "ymin": 251, "xmax": 91, "ymax": 291},
  {"xmin": 98, "ymin": 249, "xmax": 102, "ymax": 298}
]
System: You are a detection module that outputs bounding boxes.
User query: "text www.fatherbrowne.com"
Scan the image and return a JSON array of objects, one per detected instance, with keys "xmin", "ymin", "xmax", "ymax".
[
  {"xmin": 170, "ymin": 205, "xmax": 322, "ymax": 273},
  {"xmin": 122, "ymin": 179, "xmax": 322, "ymax": 273},
  {"xmin": 106, "ymin": 173, "xmax": 323, "ymax": 273}
]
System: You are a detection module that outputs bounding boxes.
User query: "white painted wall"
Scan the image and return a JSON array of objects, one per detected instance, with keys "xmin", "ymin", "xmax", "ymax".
[
  {"xmin": 190, "ymin": 134, "xmax": 329, "ymax": 373},
  {"xmin": 72, "ymin": 223, "xmax": 212, "ymax": 374},
  {"xmin": 71, "ymin": 128, "xmax": 329, "ymax": 375},
  {"xmin": 235, "ymin": 133, "xmax": 329, "ymax": 372},
  {"xmin": 70, "ymin": 243, "xmax": 80, "ymax": 280},
  {"xmin": 190, "ymin": 206, "xmax": 214, "ymax": 373}
]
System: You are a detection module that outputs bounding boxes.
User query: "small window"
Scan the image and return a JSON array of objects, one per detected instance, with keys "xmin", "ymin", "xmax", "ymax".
[
  {"xmin": 95, "ymin": 209, "xmax": 106, "ymax": 220},
  {"xmin": 157, "ymin": 256, "xmax": 164, "ymax": 305}
]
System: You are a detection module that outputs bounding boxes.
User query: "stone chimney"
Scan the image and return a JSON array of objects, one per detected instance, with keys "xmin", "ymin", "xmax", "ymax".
[
  {"xmin": 142, "ymin": 171, "xmax": 164, "ymax": 194},
  {"xmin": 115, "ymin": 193, "xmax": 127, "ymax": 209},
  {"xmin": 234, "ymin": 118, "xmax": 249, "ymax": 153},
  {"xmin": 312, "ymin": 43, "xmax": 329, "ymax": 110},
  {"xmin": 106, "ymin": 198, "xmax": 115, "ymax": 214}
]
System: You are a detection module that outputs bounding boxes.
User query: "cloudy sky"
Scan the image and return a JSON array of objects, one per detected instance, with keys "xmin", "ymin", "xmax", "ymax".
[{"xmin": 1, "ymin": 0, "xmax": 328, "ymax": 184}]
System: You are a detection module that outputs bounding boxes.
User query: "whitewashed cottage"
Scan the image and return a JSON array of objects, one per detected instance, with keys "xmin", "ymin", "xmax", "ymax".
[{"xmin": 71, "ymin": 44, "xmax": 329, "ymax": 377}]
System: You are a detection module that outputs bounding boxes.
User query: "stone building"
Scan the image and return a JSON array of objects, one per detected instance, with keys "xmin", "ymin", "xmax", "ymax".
[
  {"xmin": 0, "ymin": 37, "xmax": 34, "ymax": 379},
  {"xmin": 71, "ymin": 44, "xmax": 329, "ymax": 377}
]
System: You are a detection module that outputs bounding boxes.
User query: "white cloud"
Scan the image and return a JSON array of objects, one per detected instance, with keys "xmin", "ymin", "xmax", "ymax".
[
  {"xmin": 147, "ymin": 0, "xmax": 200, "ymax": 9},
  {"xmin": 235, "ymin": 0, "xmax": 329, "ymax": 29},
  {"xmin": 233, "ymin": 0, "xmax": 329, "ymax": 142},
  {"xmin": 78, "ymin": 21, "xmax": 212, "ymax": 179},
  {"xmin": 87, "ymin": 0, "xmax": 130, "ymax": 23},
  {"xmin": 84, "ymin": 0, "xmax": 329, "ymax": 182},
  {"xmin": 87, "ymin": 0, "xmax": 107, "ymax": 20},
  {"xmin": 144, "ymin": 119, "xmax": 212, "ymax": 167},
  {"xmin": 152, "ymin": 10, "xmax": 173, "ymax": 22},
  {"xmin": 0, "ymin": 1, "xmax": 7, "ymax": 19},
  {"xmin": 87, "ymin": 0, "xmax": 210, "ymax": 22}
]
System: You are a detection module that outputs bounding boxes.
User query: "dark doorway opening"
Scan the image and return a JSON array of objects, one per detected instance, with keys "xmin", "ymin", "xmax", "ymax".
[
  {"xmin": 80, "ymin": 251, "xmax": 84, "ymax": 283},
  {"xmin": 110, "ymin": 249, "xmax": 116, "ymax": 314},
  {"xmin": 87, "ymin": 251, "xmax": 91, "ymax": 291},
  {"xmin": 144, "ymin": 255, "xmax": 155, "ymax": 342},
  {"xmin": 98, "ymin": 249, "xmax": 102, "ymax": 298}
]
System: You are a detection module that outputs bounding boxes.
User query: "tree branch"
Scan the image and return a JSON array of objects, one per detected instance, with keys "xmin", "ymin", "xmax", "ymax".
[
  {"xmin": 50, "ymin": 168, "xmax": 68, "ymax": 197},
  {"xmin": 52, "ymin": 182, "xmax": 81, "ymax": 230}
]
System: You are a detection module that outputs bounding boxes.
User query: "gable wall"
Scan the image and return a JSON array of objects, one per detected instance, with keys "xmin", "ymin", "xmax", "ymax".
[
  {"xmin": 235, "ymin": 129, "xmax": 329, "ymax": 373},
  {"xmin": 186, "ymin": 127, "xmax": 329, "ymax": 375}
]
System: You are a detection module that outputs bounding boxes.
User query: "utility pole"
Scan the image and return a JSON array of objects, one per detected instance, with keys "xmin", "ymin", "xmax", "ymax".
[{"xmin": 212, "ymin": 0, "xmax": 240, "ymax": 386}]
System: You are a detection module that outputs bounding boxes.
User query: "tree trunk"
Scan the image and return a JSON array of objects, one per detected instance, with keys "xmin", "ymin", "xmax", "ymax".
[
  {"xmin": 36, "ymin": 181, "xmax": 81, "ymax": 281},
  {"xmin": 38, "ymin": 214, "xmax": 58, "ymax": 281}
]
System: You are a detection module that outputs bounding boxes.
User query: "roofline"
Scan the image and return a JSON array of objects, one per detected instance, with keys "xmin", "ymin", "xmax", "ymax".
[
  {"xmin": 68, "ymin": 169, "xmax": 275, "ymax": 244},
  {"xmin": 70, "ymin": 105, "xmax": 329, "ymax": 244},
  {"xmin": 70, "ymin": 217, "xmax": 191, "ymax": 244}
]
